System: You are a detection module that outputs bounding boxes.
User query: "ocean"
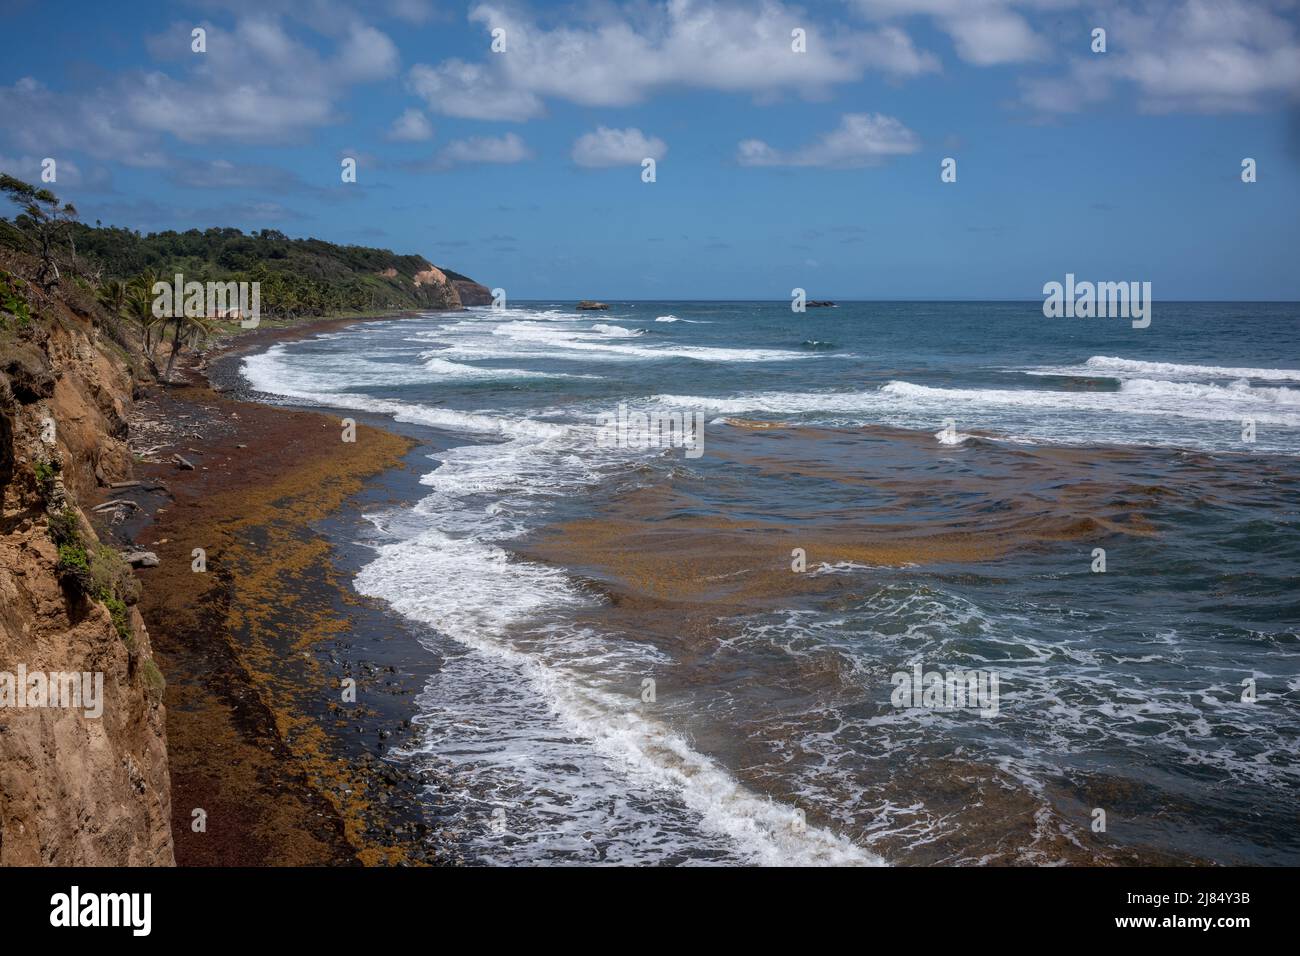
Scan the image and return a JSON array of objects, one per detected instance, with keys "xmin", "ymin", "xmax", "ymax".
[{"xmin": 240, "ymin": 300, "xmax": 1300, "ymax": 866}]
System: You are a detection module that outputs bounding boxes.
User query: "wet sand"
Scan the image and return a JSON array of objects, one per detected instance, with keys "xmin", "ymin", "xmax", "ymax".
[{"xmin": 92, "ymin": 315, "xmax": 454, "ymax": 866}]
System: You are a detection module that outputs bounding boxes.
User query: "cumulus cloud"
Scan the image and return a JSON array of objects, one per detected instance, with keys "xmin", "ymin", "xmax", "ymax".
[
  {"xmin": 388, "ymin": 0, "xmax": 438, "ymax": 24},
  {"xmin": 1018, "ymin": 0, "xmax": 1300, "ymax": 114},
  {"xmin": 408, "ymin": 60, "xmax": 544, "ymax": 121},
  {"xmin": 407, "ymin": 0, "xmax": 938, "ymax": 120},
  {"xmin": 0, "ymin": 77, "xmax": 169, "ymax": 167},
  {"xmin": 572, "ymin": 127, "xmax": 667, "ymax": 167},
  {"xmin": 387, "ymin": 108, "xmax": 434, "ymax": 141},
  {"xmin": 127, "ymin": 18, "xmax": 400, "ymax": 143},
  {"xmin": 0, "ymin": 15, "xmax": 403, "ymax": 168},
  {"xmin": 737, "ymin": 113, "xmax": 920, "ymax": 168},
  {"xmin": 850, "ymin": 0, "xmax": 1048, "ymax": 65},
  {"xmin": 412, "ymin": 132, "xmax": 534, "ymax": 170}
]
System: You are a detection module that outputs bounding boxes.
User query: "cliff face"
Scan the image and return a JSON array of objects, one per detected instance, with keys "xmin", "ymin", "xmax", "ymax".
[
  {"xmin": 411, "ymin": 264, "xmax": 462, "ymax": 311},
  {"xmin": 0, "ymin": 265, "xmax": 174, "ymax": 865},
  {"xmin": 451, "ymin": 279, "xmax": 493, "ymax": 307}
]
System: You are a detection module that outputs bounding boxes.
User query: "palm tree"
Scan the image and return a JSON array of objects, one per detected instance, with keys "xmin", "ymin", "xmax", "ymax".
[
  {"xmin": 162, "ymin": 312, "xmax": 215, "ymax": 383},
  {"xmin": 97, "ymin": 279, "xmax": 127, "ymax": 318},
  {"xmin": 125, "ymin": 288, "xmax": 163, "ymax": 359}
]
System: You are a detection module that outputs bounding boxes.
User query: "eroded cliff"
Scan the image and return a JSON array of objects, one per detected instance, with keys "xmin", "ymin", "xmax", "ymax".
[{"xmin": 0, "ymin": 258, "xmax": 174, "ymax": 865}]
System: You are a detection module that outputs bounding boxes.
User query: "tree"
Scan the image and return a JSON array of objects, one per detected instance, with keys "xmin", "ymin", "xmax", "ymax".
[
  {"xmin": 124, "ymin": 287, "xmax": 163, "ymax": 368},
  {"xmin": 97, "ymin": 278, "xmax": 128, "ymax": 318},
  {"xmin": 161, "ymin": 311, "xmax": 215, "ymax": 383},
  {"xmin": 0, "ymin": 174, "xmax": 79, "ymax": 288}
]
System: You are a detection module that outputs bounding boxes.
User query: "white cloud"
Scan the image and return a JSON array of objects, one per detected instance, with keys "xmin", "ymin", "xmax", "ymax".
[
  {"xmin": 737, "ymin": 113, "xmax": 920, "ymax": 168},
  {"xmin": 433, "ymin": 132, "xmax": 533, "ymax": 169},
  {"xmin": 388, "ymin": 0, "xmax": 437, "ymax": 24},
  {"xmin": 0, "ymin": 15, "xmax": 404, "ymax": 163},
  {"xmin": 944, "ymin": 9, "xmax": 1046, "ymax": 65},
  {"xmin": 336, "ymin": 25, "xmax": 402, "ymax": 80},
  {"xmin": 388, "ymin": 108, "xmax": 434, "ymax": 141},
  {"xmin": 572, "ymin": 127, "xmax": 667, "ymax": 167},
  {"xmin": 1018, "ymin": 0, "xmax": 1300, "ymax": 114},
  {"xmin": 408, "ymin": 60, "xmax": 544, "ymax": 121},
  {"xmin": 407, "ymin": 0, "xmax": 938, "ymax": 121},
  {"xmin": 0, "ymin": 78, "xmax": 169, "ymax": 167},
  {"xmin": 850, "ymin": 0, "xmax": 1049, "ymax": 65},
  {"xmin": 126, "ymin": 18, "xmax": 400, "ymax": 143}
]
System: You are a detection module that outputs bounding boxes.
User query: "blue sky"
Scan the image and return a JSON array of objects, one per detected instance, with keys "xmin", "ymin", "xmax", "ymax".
[{"xmin": 1, "ymin": 0, "xmax": 1297, "ymax": 299}]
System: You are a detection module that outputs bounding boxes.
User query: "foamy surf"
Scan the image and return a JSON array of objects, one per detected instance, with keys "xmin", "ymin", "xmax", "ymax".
[
  {"xmin": 231, "ymin": 301, "xmax": 1300, "ymax": 866},
  {"xmin": 355, "ymin": 480, "xmax": 881, "ymax": 867},
  {"xmin": 242, "ymin": 318, "xmax": 880, "ymax": 865},
  {"xmin": 1033, "ymin": 355, "xmax": 1300, "ymax": 382},
  {"xmin": 653, "ymin": 373, "xmax": 1300, "ymax": 452}
]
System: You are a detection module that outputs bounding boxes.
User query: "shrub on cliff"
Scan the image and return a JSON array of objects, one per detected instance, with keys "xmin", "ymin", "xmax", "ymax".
[
  {"xmin": 0, "ymin": 175, "xmax": 79, "ymax": 288},
  {"xmin": 0, "ymin": 269, "xmax": 32, "ymax": 330}
]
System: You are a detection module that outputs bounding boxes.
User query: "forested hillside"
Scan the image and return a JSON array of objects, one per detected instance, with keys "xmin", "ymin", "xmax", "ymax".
[{"xmin": 69, "ymin": 223, "xmax": 482, "ymax": 318}]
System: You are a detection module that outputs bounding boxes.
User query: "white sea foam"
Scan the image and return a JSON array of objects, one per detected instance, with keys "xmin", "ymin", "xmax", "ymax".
[
  {"xmin": 1031, "ymin": 355, "xmax": 1300, "ymax": 383},
  {"xmin": 654, "ymin": 377, "xmax": 1300, "ymax": 428},
  {"xmin": 489, "ymin": 320, "xmax": 806, "ymax": 362},
  {"xmin": 356, "ymin": 530, "xmax": 879, "ymax": 866},
  {"xmin": 589, "ymin": 322, "xmax": 641, "ymax": 337},
  {"xmin": 243, "ymin": 332, "xmax": 879, "ymax": 865}
]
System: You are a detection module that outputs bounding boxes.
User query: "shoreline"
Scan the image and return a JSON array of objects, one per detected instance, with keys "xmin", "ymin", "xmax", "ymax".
[{"xmin": 95, "ymin": 311, "xmax": 455, "ymax": 866}]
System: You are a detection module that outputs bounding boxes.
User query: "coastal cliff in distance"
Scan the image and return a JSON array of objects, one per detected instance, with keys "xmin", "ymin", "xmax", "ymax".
[
  {"xmin": 0, "ymin": 251, "xmax": 173, "ymax": 865},
  {"xmin": 445, "ymin": 271, "xmax": 494, "ymax": 307},
  {"xmin": 69, "ymin": 223, "xmax": 490, "ymax": 319}
]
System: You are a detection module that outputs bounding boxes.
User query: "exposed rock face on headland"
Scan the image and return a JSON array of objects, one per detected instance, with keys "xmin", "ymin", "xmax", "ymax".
[
  {"xmin": 451, "ymin": 279, "xmax": 493, "ymax": 306},
  {"xmin": 412, "ymin": 264, "xmax": 461, "ymax": 311},
  {"xmin": 0, "ymin": 262, "xmax": 174, "ymax": 865},
  {"xmin": 375, "ymin": 262, "xmax": 492, "ymax": 311}
]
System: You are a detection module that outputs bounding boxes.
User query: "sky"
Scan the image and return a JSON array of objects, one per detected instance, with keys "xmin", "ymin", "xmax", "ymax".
[{"xmin": 1, "ymin": 0, "xmax": 1297, "ymax": 300}]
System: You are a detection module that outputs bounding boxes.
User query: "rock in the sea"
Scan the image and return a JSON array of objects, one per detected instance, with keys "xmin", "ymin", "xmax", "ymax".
[
  {"xmin": 577, "ymin": 300, "xmax": 610, "ymax": 310},
  {"xmin": 806, "ymin": 300, "xmax": 836, "ymax": 308},
  {"xmin": 122, "ymin": 551, "xmax": 159, "ymax": 567}
]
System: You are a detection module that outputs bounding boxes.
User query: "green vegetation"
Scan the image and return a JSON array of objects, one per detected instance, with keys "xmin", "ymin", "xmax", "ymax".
[
  {"xmin": 141, "ymin": 658, "xmax": 166, "ymax": 698},
  {"xmin": 0, "ymin": 175, "xmax": 78, "ymax": 288},
  {"xmin": 1, "ymin": 175, "xmax": 476, "ymax": 382},
  {"xmin": 101, "ymin": 591, "xmax": 131, "ymax": 643},
  {"xmin": 69, "ymin": 222, "xmax": 467, "ymax": 320},
  {"xmin": 34, "ymin": 457, "xmax": 58, "ymax": 492},
  {"xmin": 47, "ymin": 509, "xmax": 136, "ymax": 642},
  {"xmin": 50, "ymin": 507, "xmax": 92, "ymax": 588},
  {"xmin": 0, "ymin": 269, "xmax": 32, "ymax": 330}
]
